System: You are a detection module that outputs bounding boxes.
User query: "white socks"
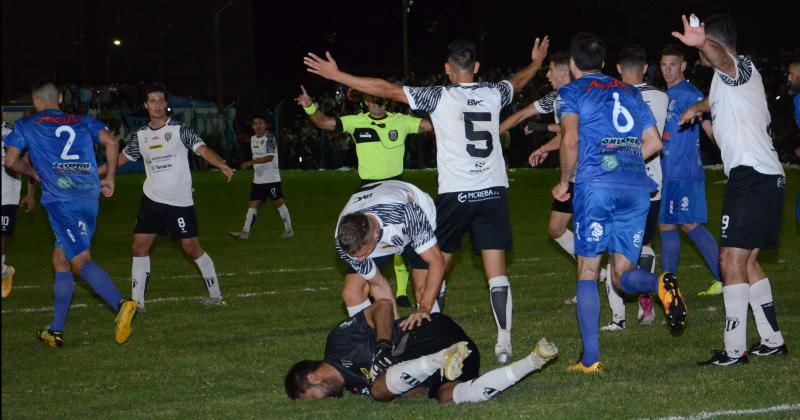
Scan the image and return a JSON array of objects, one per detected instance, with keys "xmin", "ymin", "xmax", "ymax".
[
  {"xmin": 722, "ymin": 283, "xmax": 749, "ymax": 357},
  {"xmin": 554, "ymin": 230, "xmax": 575, "ymax": 258},
  {"xmin": 605, "ymin": 263, "xmax": 625, "ymax": 323},
  {"xmin": 242, "ymin": 208, "xmax": 258, "ymax": 233},
  {"xmin": 194, "ymin": 253, "xmax": 222, "ymax": 298},
  {"xmin": 131, "ymin": 256, "xmax": 151, "ymax": 305},
  {"xmin": 384, "ymin": 351, "xmax": 443, "ymax": 395},
  {"xmin": 452, "ymin": 352, "xmax": 547, "ymax": 404},
  {"xmin": 749, "ymin": 278, "xmax": 784, "ymax": 347},
  {"xmin": 488, "ymin": 276, "xmax": 512, "ymax": 343},
  {"xmin": 277, "ymin": 204, "xmax": 292, "ymax": 232},
  {"xmin": 347, "ymin": 298, "xmax": 371, "ymax": 317}
]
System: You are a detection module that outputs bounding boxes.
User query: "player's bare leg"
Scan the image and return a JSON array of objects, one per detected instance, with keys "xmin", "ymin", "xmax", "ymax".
[
  {"xmin": 482, "ymin": 249, "xmax": 512, "ymax": 363},
  {"xmin": 180, "ymin": 237, "xmax": 224, "ymax": 306},
  {"xmin": 343, "ymin": 272, "xmax": 398, "ymax": 318}
]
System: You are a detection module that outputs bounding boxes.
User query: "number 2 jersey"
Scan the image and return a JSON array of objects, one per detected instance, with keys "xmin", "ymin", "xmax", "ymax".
[
  {"xmin": 404, "ymin": 81, "xmax": 513, "ymax": 194},
  {"xmin": 123, "ymin": 118, "xmax": 206, "ymax": 207},
  {"xmin": 557, "ymin": 73, "xmax": 657, "ymax": 192},
  {"xmin": 4, "ymin": 109, "xmax": 105, "ymax": 204}
]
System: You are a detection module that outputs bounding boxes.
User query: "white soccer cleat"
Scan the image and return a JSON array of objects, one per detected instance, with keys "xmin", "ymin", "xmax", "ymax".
[
  {"xmin": 202, "ymin": 296, "xmax": 227, "ymax": 307},
  {"xmin": 440, "ymin": 341, "xmax": 471, "ymax": 381},
  {"xmin": 495, "ymin": 341, "xmax": 512, "ymax": 364},
  {"xmin": 600, "ymin": 320, "xmax": 627, "ymax": 332},
  {"xmin": 229, "ymin": 231, "xmax": 249, "ymax": 240},
  {"xmin": 533, "ymin": 337, "xmax": 559, "ymax": 360},
  {"xmin": 281, "ymin": 229, "xmax": 294, "ymax": 238}
]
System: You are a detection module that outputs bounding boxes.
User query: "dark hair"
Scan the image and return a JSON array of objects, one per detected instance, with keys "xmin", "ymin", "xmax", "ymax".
[
  {"xmin": 285, "ymin": 360, "xmax": 322, "ymax": 400},
  {"xmin": 790, "ymin": 56, "xmax": 800, "ymax": 67},
  {"xmin": 31, "ymin": 80, "xmax": 60, "ymax": 103},
  {"xmin": 569, "ymin": 32, "xmax": 606, "ymax": 71},
  {"xmin": 142, "ymin": 83, "xmax": 168, "ymax": 103},
  {"xmin": 252, "ymin": 114, "xmax": 269, "ymax": 124},
  {"xmin": 704, "ymin": 14, "xmax": 737, "ymax": 49},
  {"xmin": 447, "ymin": 39, "xmax": 477, "ymax": 71},
  {"xmin": 617, "ymin": 44, "xmax": 647, "ymax": 70},
  {"xmin": 337, "ymin": 213, "xmax": 371, "ymax": 255},
  {"xmin": 549, "ymin": 51, "xmax": 571, "ymax": 68},
  {"xmin": 660, "ymin": 44, "xmax": 686, "ymax": 61}
]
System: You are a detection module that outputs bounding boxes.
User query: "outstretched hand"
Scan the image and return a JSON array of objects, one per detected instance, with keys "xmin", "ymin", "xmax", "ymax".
[
  {"xmin": 100, "ymin": 179, "xmax": 115, "ymax": 198},
  {"xmin": 304, "ymin": 51, "xmax": 340, "ymax": 80},
  {"xmin": 220, "ymin": 163, "xmax": 234, "ymax": 182},
  {"xmin": 671, "ymin": 14, "xmax": 706, "ymax": 48},
  {"xmin": 531, "ymin": 36, "xmax": 550, "ymax": 65},
  {"xmin": 295, "ymin": 85, "xmax": 313, "ymax": 108}
]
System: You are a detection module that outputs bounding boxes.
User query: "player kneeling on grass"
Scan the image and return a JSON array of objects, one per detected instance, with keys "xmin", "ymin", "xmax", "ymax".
[
  {"xmin": 335, "ymin": 180, "xmax": 445, "ymax": 320},
  {"xmin": 285, "ymin": 298, "xmax": 558, "ymax": 403}
]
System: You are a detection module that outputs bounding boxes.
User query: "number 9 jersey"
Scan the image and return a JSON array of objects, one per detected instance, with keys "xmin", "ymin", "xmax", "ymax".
[
  {"xmin": 404, "ymin": 81, "xmax": 513, "ymax": 194},
  {"xmin": 4, "ymin": 109, "xmax": 105, "ymax": 204}
]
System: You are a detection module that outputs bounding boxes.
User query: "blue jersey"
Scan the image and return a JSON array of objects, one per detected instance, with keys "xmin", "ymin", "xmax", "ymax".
[
  {"xmin": 4, "ymin": 109, "xmax": 106, "ymax": 204},
  {"xmin": 558, "ymin": 73, "xmax": 657, "ymax": 191},
  {"xmin": 662, "ymin": 80, "xmax": 705, "ymax": 181},
  {"xmin": 793, "ymin": 93, "xmax": 800, "ymax": 129}
]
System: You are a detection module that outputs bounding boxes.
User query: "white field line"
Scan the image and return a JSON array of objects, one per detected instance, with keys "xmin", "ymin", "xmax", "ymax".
[{"xmin": 645, "ymin": 402, "xmax": 800, "ymax": 420}]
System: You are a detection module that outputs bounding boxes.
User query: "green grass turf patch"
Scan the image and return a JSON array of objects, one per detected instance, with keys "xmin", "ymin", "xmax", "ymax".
[{"xmin": 3, "ymin": 167, "xmax": 799, "ymax": 419}]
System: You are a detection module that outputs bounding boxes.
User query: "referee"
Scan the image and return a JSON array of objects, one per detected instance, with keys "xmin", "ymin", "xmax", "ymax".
[{"xmin": 296, "ymin": 85, "xmax": 434, "ymax": 308}]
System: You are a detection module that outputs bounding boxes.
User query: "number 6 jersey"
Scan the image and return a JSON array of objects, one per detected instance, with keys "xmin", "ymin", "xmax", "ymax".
[{"xmin": 404, "ymin": 81, "xmax": 513, "ymax": 194}]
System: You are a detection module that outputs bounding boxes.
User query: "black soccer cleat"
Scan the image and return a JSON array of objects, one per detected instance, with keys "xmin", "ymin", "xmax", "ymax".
[
  {"xmin": 749, "ymin": 342, "xmax": 788, "ymax": 357},
  {"xmin": 697, "ymin": 350, "xmax": 749, "ymax": 366},
  {"xmin": 396, "ymin": 295, "xmax": 411, "ymax": 308}
]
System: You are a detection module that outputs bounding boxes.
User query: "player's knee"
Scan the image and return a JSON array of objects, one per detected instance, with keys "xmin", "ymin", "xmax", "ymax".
[
  {"xmin": 180, "ymin": 240, "xmax": 203, "ymax": 259},
  {"xmin": 547, "ymin": 222, "xmax": 566, "ymax": 239},
  {"xmin": 436, "ymin": 382, "xmax": 457, "ymax": 404}
]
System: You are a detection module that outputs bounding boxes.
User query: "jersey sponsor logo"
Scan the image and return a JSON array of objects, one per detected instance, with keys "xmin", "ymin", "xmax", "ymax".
[
  {"xmin": 52, "ymin": 162, "xmax": 92, "ymax": 176},
  {"xmin": 467, "ymin": 99, "xmax": 484, "ymax": 106},
  {"xmin": 456, "ymin": 188, "xmax": 500, "ymax": 203},
  {"xmin": 341, "ymin": 359, "xmax": 353, "ymax": 368},
  {"xmin": 148, "ymin": 144, "xmax": 163, "ymax": 150},
  {"xmin": 388, "ymin": 130, "xmax": 399, "ymax": 141},
  {"xmin": 585, "ymin": 78, "xmax": 631, "ymax": 93},
  {"xmin": 601, "ymin": 155, "xmax": 619, "ymax": 171},
  {"xmin": 353, "ymin": 193, "xmax": 373, "ymax": 202},
  {"xmin": 589, "ymin": 222, "xmax": 604, "ymax": 241},
  {"xmin": 353, "ymin": 128, "xmax": 380, "ymax": 143},
  {"xmin": 36, "ymin": 114, "xmax": 80, "ymax": 125},
  {"xmin": 57, "ymin": 176, "xmax": 75, "ymax": 189}
]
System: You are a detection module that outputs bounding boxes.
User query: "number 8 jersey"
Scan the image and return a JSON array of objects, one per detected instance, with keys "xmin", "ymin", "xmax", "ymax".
[{"xmin": 404, "ymin": 81, "xmax": 513, "ymax": 194}]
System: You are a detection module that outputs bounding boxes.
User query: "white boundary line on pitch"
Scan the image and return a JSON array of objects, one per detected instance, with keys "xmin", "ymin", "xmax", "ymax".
[{"xmin": 644, "ymin": 403, "xmax": 800, "ymax": 420}]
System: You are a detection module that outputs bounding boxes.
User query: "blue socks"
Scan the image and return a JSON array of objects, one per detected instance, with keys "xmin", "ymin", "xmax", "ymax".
[
  {"xmin": 79, "ymin": 261, "xmax": 123, "ymax": 311},
  {"xmin": 660, "ymin": 229, "xmax": 680, "ymax": 274},
  {"xmin": 686, "ymin": 226, "xmax": 721, "ymax": 280},
  {"xmin": 576, "ymin": 280, "xmax": 600, "ymax": 366},
  {"xmin": 51, "ymin": 272, "xmax": 75, "ymax": 332},
  {"xmin": 620, "ymin": 268, "xmax": 659, "ymax": 294}
]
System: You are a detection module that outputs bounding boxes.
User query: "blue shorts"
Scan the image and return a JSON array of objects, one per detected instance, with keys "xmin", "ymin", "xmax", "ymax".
[
  {"xmin": 659, "ymin": 179, "xmax": 708, "ymax": 225},
  {"xmin": 43, "ymin": 200, "xmax": 98, "ymax": 260},
  {"xmin": 573, "ymin": 183, "xmax": 650, "ymax": 265}
]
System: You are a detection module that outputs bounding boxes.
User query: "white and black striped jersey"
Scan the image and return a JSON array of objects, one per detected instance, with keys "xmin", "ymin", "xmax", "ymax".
[
  {"xmin": 250, "ymin": 132, "xmax": 280, "ymax": 184},
  {"xmin": 335, "ymin": 180, "xmax": 437, "ymax": 280},
  {"xmin": 2, "ymin": 121, "xmax": 22, "ymax": 206},
  {"xmin": 403, "ymin": 81, "xmax": 513, "ymax": 194},
  {"xmin": 637, "ymin": 83, "xmax": 669, "ymax": 201},
  {"xmin": 122, "ymin": 118, "xmax": 206, "ymax": 207},
  {"xmin": 533, "ymin": 90, "xmax": 559, "ymax": 118},
  {"xmin": 709, "ymin": 55, "xmax": 783, "ymax": 176}
]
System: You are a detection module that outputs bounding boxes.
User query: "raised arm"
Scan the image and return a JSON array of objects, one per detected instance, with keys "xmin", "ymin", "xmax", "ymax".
[
  {"xmin": 295, "ymin": 85, "xmax": 338, "ymax": 131},
  {"xmin": 507, "ymin": 36, "xmax": 550, "ymax": 93},
  {"xmin": 671, "ymin": 14, "xmax": 736, "ymax": 78},
  {"xmin": 499, "ymin": 103, "xmax": 539, "ymax": 134},
  {"xmin": 304, "ymin": 52, "xmax": 408, "ymax": 104}
]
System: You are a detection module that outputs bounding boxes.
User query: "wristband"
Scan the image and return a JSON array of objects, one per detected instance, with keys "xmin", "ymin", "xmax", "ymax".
[{"xmin": 303, "ymin": 103, "xmax": 317, "ymax": 115}]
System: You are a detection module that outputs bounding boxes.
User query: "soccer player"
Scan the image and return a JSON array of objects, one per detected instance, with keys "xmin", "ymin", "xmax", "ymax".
[
  {"xmin": 284, "ymin": 298, "xmax": 558, "ymax": 403},
  {"xmin": 553, "ymin": 33, "xmax": 686, "ymax": 373},
  {"xmin": 306, "ymin": 36, "xmax": 551, "ymax": 363},
  {"xmin": 2, "ymin": 121, "xmax": 36, "ymax": 298},
  {"xmin": 107, "ymin": 84, "xmax": 233, "ymax": 310},
  {"xmin": 673, "ymin": 14, "xmax": 788, "ymax": 365},
  {"xmin": 4, "ymin": 81, "xmax": 137, "ymax": 347},
  {"xmin": 788, "ymin": 57, "xmax": 800, "ymax": 222},
  {"xmin": 295, "ymin": 85, "xmax": 434, "ymax": 308},
  {"xmin": 229, "ymin": 116, "xmax": 293, "ymax": 239},
  {"xmin": 601, "ymin": 45, "xmax": 669, "ymax": 331},
  {"xmin": 335, "ymin": 180, "xmax": 443, "ymax": 325},
  {"xmin": 658, "ymin": 43, "xmax": 723, "ymax": 297}
]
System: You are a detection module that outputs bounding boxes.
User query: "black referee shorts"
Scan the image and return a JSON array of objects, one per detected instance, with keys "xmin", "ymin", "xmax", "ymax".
[{"xmin": 720, "ymin": 166, "xmax": 785, "ymax": 250}]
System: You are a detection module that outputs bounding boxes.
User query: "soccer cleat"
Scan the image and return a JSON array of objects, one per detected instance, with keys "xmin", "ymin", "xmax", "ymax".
[
  {"xmin": 749, "ymin": 342, "xmax": 788, "ymax": 357},
  {"xmin": 229, "ymin": 231, "xmax": 250, "ymax": 240},
  {"xmin": 2, "ymin": 265, "xmax": 14, "ymax": 298},
  {"xmin": 115, "ymin": 300, "xmax": 137, "ymax": 344},
  {"xmin": 441, "ymin": 341, "xmax": 472, "ymax": 381},
  {"xmin": 657, "ymin": 272, "xmax": 687, "ymax": 332},
  {"xmin": 566, "ymin": 361, "xmax": 604, "ymax": 374},
  {"xmin": 638, "ymin": 295, "xmax": 655, "ymax": 325},
  {"xmin": 281, "ymin": 229, "xmax": 295, "ymax": 238},
  {"xmin": 202, "ymin": 296, "xmax": 227, "ymax": 307},
  {"xmin": 533, "ymin": 337, "xmax": 559, "ymax": 360},
  {"xmin": 698, "ymin": 280, "xmax": 723, "ymax": 296},
  {"xmin": 396, "ymin": 295, "xmax": 412, "ymax": 308},
  {"xmin": 495, "ymin": 341, "xmax": 512, "ymax": 364},
  {"xmin": 37, "ymin": 328, "xmax": 64, "ymax": 348},
  {"xmin": 563, "ymin": 295, "xmax": 577, "ymax": 305},
  {"xmin": 697, "ymin": 350, "xmax": 748, "ymax": 366},
  {"xmin": 135, "ymin": 300, "xmax": 146, "ymax": 312},
  {"xmin": 600, "ymin": 319, "xmax": 627, "ymax": 332}
]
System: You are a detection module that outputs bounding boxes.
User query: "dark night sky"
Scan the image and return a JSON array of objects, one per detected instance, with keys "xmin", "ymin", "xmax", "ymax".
[{"xmin": 2, "ymin": 0, "xmax": 796, "ymax": 106}]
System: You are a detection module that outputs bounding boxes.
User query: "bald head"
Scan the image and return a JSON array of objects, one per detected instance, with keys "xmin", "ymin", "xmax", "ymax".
[{"xmin": 32, "ymin": 81, "xmax": 61, "ymax": 106}]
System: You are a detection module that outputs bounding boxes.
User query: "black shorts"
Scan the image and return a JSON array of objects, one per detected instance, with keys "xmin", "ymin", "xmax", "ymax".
[
  {"xmin": 134, "ymin": 195, "xmax": 199, "ymax": 240},
  {"xmin": 643, "ymin": 199, "xmax": 660, "ymax": 245},
  {"xmin": 720, "ymin": 166, "xmax": 785, "ymax": 250},
  {"xmin": 551, "ymin": 182, "xmax": 575, "ymax": 214},
  {"xmin": 1, "ymin": 205, "xmax": 18, "ymax": 236},
  {"xmin": 435, "ymin": 187, "xmax": 512, "ymax": 255},
  {"xmin": 249, "ymin": 182, "xmax": 283, "ymax": 201},
  {"xmin": 345, "ymin": 245, "xmax": 428, "ymax": 275},
  {"xmin": 393, "ymin": 314, "xmax": 480, "ymax": 398}
]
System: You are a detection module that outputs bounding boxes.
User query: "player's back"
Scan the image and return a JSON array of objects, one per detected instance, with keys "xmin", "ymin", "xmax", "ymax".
[
  {"xmin": 558, "ymin": 73, "xmax": 656, "ymax": 191},
  {"xmin": 8, "ymin": 109, "xmax": 103, "ymax": 203},
  {"xmin": 663, "ymin": 80, "xmax": 704, "ymax": 181}
]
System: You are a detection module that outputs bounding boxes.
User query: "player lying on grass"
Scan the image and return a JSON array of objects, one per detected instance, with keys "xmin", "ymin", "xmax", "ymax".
[{"xmin": 285, "ymin": 298, "xmax": 558, "ymax": 403}]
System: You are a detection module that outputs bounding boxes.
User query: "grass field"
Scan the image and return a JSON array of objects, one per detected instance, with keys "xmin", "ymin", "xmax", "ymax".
[{"xmin": 2, "ymin": 167, "xmax": 799, "ymax": 419}]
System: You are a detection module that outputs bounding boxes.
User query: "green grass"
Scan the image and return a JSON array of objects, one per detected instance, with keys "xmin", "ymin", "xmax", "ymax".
[{"xmin": 2, "ymin": 168, "xmax": 799, "ymax": 419}]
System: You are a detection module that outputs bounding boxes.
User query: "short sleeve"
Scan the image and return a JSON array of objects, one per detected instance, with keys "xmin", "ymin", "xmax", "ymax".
[
  {"xmin": 339, "ymin": 115, "xmax": 357, "ymax": 134},
  {"xmin": 403, "ymin": 86, "xmax": 443, "ymax": 113},
  {"xmin": 335, "ymin": 235, "xmax": 377, "ymax": 280},
  {"xmin": 122, "ymin": 131, "xmax": 141, "ymax": 161},
  {"xmin": 3, "ymin": 123, "xmax": 27, "ymax": 151},
  {"xmin": 402, "ymin": 115, "xmax": 423, "ymax": 134},
  {"xmin": 179, "ymin": 125, "xmax": 206, "ymax": 152},
  {"xmin": 634, "ymin": 90, "xmax": 657, "ymax": 132},
  {"xmin": 557, "ymin": 84, "xmax": 579, "ymax": 119},
  {"xmin": 533, "ymin": 91, "xmax": 558, "ymax": 114},
  {"xmin": 84, "ymin": 116, "xmax": 109, "ymax": 144},
  {"xmin": 265, "ymin": 133, "xmax": 277, "ymax": 154},
  {"xmin": 405, "ymin": 203, "xmax": 437, "ymax": 254},
  {"xmin": 716, "ymin": 55, "xmax": 754, "ymax": 87},
  {"xmin": 496, "ymin": 80, "xmax": 514, "ymax": 107}
]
